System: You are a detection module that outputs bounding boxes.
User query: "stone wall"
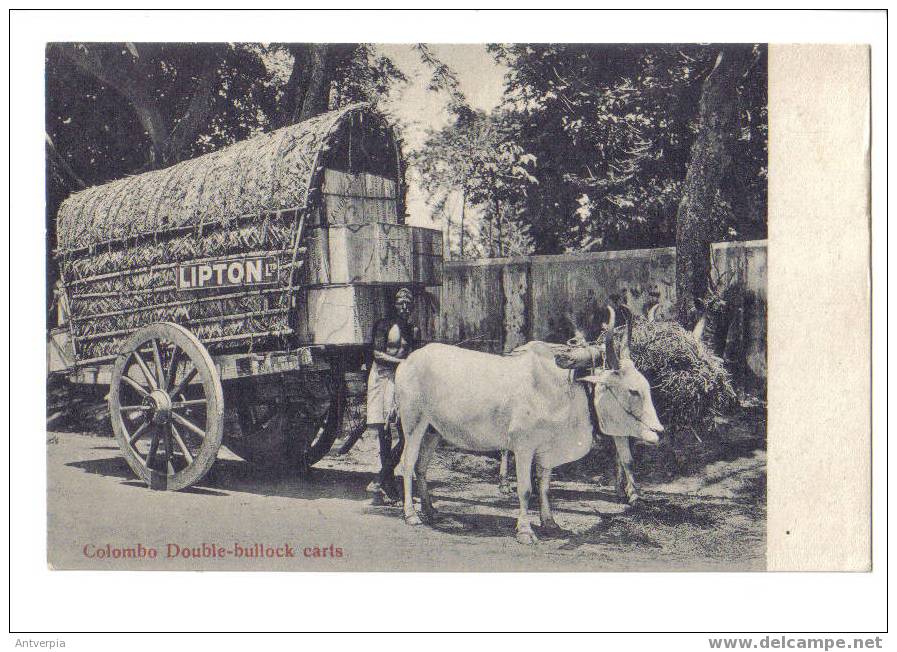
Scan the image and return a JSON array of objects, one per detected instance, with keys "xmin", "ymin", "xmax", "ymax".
[
  {"xmin": 711, "ymin": 240, "xmax": 768, "ymax": 388},
  {"xmin": 436, "ymin": 240, "xmax": 767, "ymax": 384}
]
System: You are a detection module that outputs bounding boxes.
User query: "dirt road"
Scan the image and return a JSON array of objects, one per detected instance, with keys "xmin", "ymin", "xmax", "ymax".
[{"xmin": 47, "ymin": 431, "xmax": 765, "ymax": 571}]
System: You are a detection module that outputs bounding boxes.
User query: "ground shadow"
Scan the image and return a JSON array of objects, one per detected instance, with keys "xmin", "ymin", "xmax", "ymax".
[
  {"xmin": 627, "ymin": 496, "xmax": 719, "ymax": 529},
  {"xmin": 66, "ymin": 455, "xmax": 378, "ymax": 503},
  {"xmin": 558, "ymin": 515, "xmax": 662, "ymax": 551},
  {"xmin": 546, "ymin": 486, "xmax": 621, "ymax": 504},
  {"xmin": 119, "ymin": 480, "xmax": 229, "ymax": 497},
  {"xmin": 425, "ymin": 510, "xmax": 520, "ymax": 540},
  {"xmin": 429, "ymin": 492, "xmax": 618, "ymax": 521}
]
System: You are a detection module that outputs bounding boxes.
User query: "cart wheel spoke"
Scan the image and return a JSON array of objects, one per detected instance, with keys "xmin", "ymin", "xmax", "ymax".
[
  {"xmin": 121, "ymin": 404, "xmax": 151, "ymax": 411},
  {"xmin": 164, "ymin": 426, "xmax": 175, "ymax": 475},
  {"xmin": 172, "ymin": 412, "xmax": 205, "ymax": 439},
  {"xmin": 131, "ymin": 350, "xmax": 158, "ymax": 391},
  {"xmin": 121, "ymin": 404, "xmax": 151, "ymax": 414},
  {"xmin": 150, "ymin": 338, "xmax": 164, "ymax": 388},
  {"xmin": 170, "ymin": 365, "xmax": 197, "ymax": 400},
  {"xmin": 170, "ymin": 423, "xmax": 194, "ymax": 465},
  {"xmin": 128, "ymin": 420, "xmax": 152, "ymax": 447},
  {"xmin": 165, "ymin": 345, "xmax": 181, "ymax": 392},
  {"xmin": 171, "ymin": 399, "xmax": 208, "ymax": 409},
  {"xmin": 145, "ymin": 427, "xmax": 161, "ymax": 468},
  {"xmin": 121, "ymin": 375, "xmax": 150, "ymax": 398}
]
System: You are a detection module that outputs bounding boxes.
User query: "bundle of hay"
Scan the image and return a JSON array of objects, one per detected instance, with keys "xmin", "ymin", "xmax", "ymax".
[{"xmin": 625, "ymin": 319, "xmax": 737, "ymax": 438}]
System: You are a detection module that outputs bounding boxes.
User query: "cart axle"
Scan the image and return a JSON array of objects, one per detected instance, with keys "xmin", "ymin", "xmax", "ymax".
[{"xmin": 145, "ymin": 389, "xmax": 173, "ymax": 425}]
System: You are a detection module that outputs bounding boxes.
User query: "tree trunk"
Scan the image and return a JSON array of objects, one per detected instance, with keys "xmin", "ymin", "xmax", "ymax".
[
  {"xmin": 459, "ymin": 189, "xmax": 466, "ymax": 258},
  {"xmin": 165, "ymin": 60, "xmax": 218, "ymax": 162},
  {"xmin": 296, "ymin": 44, "xmax": 332, "ymax": 122},
  {"xmin": 674, "ymin": 47, "xmax": 753, "ymax": 326},
  {"xmin": 277, "ymin": 45, "xmax": 311, "ymax": 127},
  {"xmin": 492, "ymin": 175, "xmax": 501, "ymax": 257},
  {"xmin": 445, "ymin": 200, "xmax": 453, "ymax": 260},
  {"xmin": 54, "ymin": 43, "xmax": 217, "ymax": 169}
]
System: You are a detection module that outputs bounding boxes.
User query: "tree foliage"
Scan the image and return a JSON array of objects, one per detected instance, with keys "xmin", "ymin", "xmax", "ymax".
[
  {"xmin": 486, "ymin": 43, "xmax": 767, "ymax": 254},
  {"xmin": 45, "ymin": 42, "xmax": 461, "ymax": 295},
  {"xmin": 413, "ymin": 110, "xmax": 536, "ymax": 259}
]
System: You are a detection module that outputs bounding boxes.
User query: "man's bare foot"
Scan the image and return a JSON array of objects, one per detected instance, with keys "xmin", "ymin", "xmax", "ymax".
[{"xmin": 374, "ymin": 488, "xmax": 401, "ymax": 506}]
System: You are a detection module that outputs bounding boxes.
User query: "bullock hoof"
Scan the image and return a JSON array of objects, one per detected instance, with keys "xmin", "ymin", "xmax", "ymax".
[
  {"xmin": 499, "ymin": 481, "xmax": 514, "ymax": 495},
  {"xmin": 539, "ymin": 520, "xmax": 565, "ymax": 538},
  {"xmin": 516, "ymin": 529, "xmax": 538, "ymax": 545},
  {"xmin": 405, "ymin": 512, "xmax": 424, "ymax": 526},
  {"xmin": 422, "ymin": 505, "xmax": 439, "ymax": 522},
  {"xmin": 627, "ymin": 494, "xmax": 643, "ymax": 508}
]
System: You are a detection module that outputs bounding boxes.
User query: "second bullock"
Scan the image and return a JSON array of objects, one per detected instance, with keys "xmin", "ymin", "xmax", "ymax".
[{"xmin": 394, "ymin": 310, "xmax": 663, "ymax": 544}]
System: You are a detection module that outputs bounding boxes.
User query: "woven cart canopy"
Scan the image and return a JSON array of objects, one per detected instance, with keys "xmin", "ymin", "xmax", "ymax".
[{"xmin": 56, "ymin": 103, "xmax": 400, "ymax": 253}]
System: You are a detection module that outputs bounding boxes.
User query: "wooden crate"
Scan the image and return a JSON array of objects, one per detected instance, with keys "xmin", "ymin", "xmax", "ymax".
[
  {"xmin": 322, "ymin": 170, "xmax": 398, "ymax": 225},
  {"xmin": 295, "ymin": 285, "xmax": 440, "ymax": 346},
  {"xmin": 412, "ymin": 227, "xmax": 443, "ymax": 286},
  {"xmin": 47, "ymin": 327, "xmax": 75, "ymax": 374},
  {"xmin": 294, "ymin": 285, "xmax": 389, "ymax": 345},
  {"xmin": 305, "ymin": 223, "xmax": 414, "ymax": 285}
]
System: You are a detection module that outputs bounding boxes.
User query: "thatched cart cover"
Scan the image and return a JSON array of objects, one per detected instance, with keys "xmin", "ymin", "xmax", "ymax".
[{"xmin": 56, "ymin": 103, "xmax": 404, "ymax": 362}]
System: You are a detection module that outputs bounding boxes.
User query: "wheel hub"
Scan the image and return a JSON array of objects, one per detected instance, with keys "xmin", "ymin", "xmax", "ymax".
[{"xmin": 144, "ymin": 390, "xmax": 173, "ymax": 425}]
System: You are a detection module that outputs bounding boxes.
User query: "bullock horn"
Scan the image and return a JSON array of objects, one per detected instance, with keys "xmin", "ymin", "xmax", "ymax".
[
  {"xmin": 604, "ymin": 329, "xmax": 620, "ymax": 370},
  {"xmin": 692, "ymin": 314, "xmax": 707, "ymax": 342},
  {"xmin": 602, "ymin": 305, "xmax": 616, "ymax": 332},
  {"xmin": 647, "ymin": 303, "xmax": 660, "ymax": 322}
]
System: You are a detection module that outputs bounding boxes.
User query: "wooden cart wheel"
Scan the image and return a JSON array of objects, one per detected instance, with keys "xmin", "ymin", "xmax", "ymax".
[
  {"xmin": 108, "ymin": 322, "xmax": 224, "ymax": 491},
  {"xmin": 224, "ymin": 362, "xmax": 346, "ymax": 470},
  {"xmin": 226, "ymin": 400, "xmax": 297, "ymax": 469},
  {"xmin": 305, "ymin": 363, "xmax": 346, "ymax": 465}
]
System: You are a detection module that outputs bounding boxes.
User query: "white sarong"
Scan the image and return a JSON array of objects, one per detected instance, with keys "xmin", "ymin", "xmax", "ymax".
[{"xmin": 366, "ymin": 361, "xmax": 396, "ymax": 425}]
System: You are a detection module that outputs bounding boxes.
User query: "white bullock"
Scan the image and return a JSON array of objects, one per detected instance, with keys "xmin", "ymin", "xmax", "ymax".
[{"xmin": 394, "ymin": 332, "xmax": 663, "ymax": 544}]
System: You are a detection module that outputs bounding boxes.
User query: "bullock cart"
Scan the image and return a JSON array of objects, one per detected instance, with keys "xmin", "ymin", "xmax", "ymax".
[{"xmin": 48, "ymin": 104, "xmax": 443, "ymax": 490}]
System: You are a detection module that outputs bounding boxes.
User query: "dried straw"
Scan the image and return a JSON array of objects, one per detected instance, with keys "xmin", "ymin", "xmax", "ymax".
[
  {"xmin": 55, "ymin": 103, "xmax": 399, "ymax": 362},
  {"xmin": 56, "ymin": 103, "xmax": 386, "ymax": 252},
  {"xmin": 625, "ymin": 319, "xmax": 737, "ymax": 436}
]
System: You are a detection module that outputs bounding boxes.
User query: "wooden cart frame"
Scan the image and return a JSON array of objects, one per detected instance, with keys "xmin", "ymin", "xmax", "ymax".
[{"xmin": 49, "ymin": 104, "xmax": 442, "ymax": 490}]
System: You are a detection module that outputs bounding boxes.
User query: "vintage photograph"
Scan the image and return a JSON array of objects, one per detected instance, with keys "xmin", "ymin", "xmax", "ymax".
[{"xmin": 45, "ymin": 42, "xmax": 768, "ymax": 571}]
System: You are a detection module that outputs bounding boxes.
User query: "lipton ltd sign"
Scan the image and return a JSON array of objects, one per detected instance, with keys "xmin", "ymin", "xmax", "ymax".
[{"xmin": 176, "ymin": 256, "xmax": 279, "ymax": 291}]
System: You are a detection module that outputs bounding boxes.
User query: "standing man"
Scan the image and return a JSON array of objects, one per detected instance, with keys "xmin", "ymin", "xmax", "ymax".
[{"xmin": 365, "ymin": 287, "xmax": 420, "ymax": 504}]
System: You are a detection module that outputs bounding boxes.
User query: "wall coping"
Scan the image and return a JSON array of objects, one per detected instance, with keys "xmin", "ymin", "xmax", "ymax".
[
  {"xmin": 711, "ymin": 239, "xmax": 768, "ymax": 251},
  {"xmin": 444, "ymin": 246, "xmax": 676, "ymax": 268},
  {"xmin": 444, "ymin": 239, "xmax": 767, "ymax": 268}
]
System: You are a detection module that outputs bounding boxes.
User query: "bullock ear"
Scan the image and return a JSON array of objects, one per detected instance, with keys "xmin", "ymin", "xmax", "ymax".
[{"xmin": 576, "ymin": 371, "xmax": 618, "ymax": 386}]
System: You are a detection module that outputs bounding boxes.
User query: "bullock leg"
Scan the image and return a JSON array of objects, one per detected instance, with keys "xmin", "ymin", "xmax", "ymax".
[
  {"xmin": 536, "ymin": 463, "xmax": 563, "ymax": 535},
  {"xmin": 402, "ymin": 421, "xmax": 428, "ymax": 526},
  {"xmin": 614, "ymin": 455, "xmax": 627, "ymax": 501},
  {"xmin": 380, "ymin": 418, "xmax": 405, "ymax": 501},
  {"xmin": 415, "ymin": 429, "xmax": 441, "ymax": 522},
  {"xmin": 612, "ymin": 436, "xmax": 641, "ymax": 505},
  {"xmin": 514, "ymin": 450, "xmax": 538, "ymax": 545},
  {"xmin": 498, "ymin": 450, "xmax": 513, "ymax": 494}
]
